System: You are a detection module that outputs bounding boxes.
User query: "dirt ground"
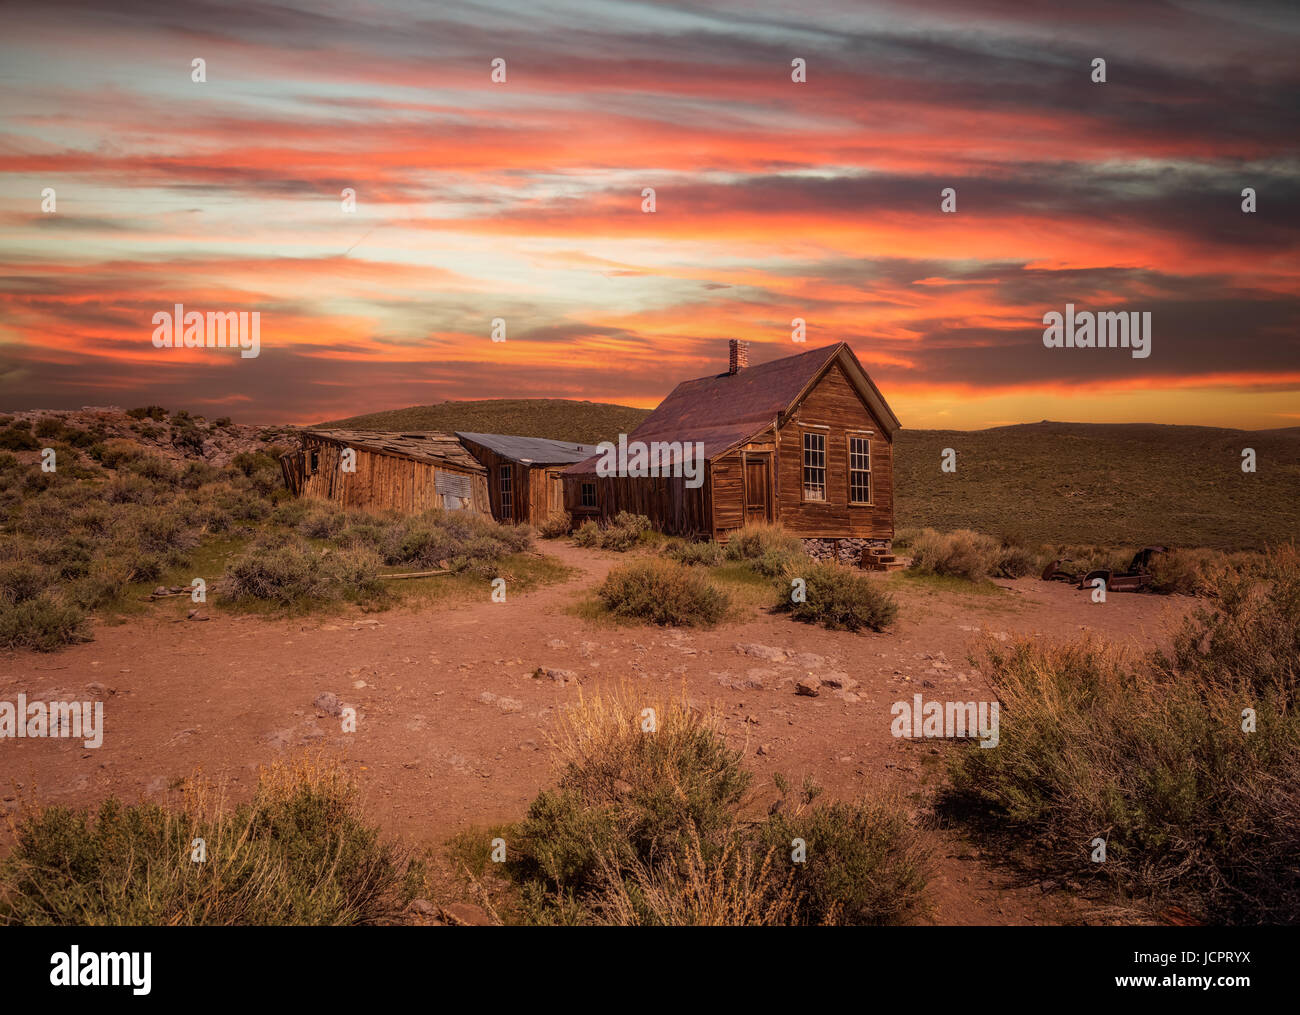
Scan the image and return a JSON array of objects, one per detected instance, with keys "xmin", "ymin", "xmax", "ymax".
[{"xmin": 0, "ymin": 542, "xmax": 1196, "ymax": 925}]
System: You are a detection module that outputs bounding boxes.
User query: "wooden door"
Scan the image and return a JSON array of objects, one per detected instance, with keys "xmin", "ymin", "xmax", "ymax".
[{"xmin": 744, "ymin": 455, "xmax": 772, "ymax": 523}]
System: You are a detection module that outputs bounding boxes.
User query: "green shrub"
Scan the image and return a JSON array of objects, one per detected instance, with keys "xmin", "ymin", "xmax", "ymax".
[
  {"xmin": 0, "ymin": 561, "xmax": 50, "ymax": 605},
  {"xmin": 763, "ymin": 796, "xmax": 931, "ymax": 925},
  {"xmin": 229, "ymin": 451, "xmax": 280, "ymax": 477},
  {"xmin": 0, "ymin": 759, "xmax": 414, "ymax": 925},
  {"xmin": 0, "ymin": 595, "xmax": 92, "ymax": 651},
  {"xmin": 0, "ymin": 426, "xmax": 39, "ymax": 452},
  {"xmin": 775, "ymin": 562, "xmax": 897, "ymax": 632},
  {"xmin": 126, "ymin": 406, "xmax": 168, "ymax": 421},
  {"xmin": 299, "ymin": 507, "xmax": 347, "ymax": 540},
  {"xmin": 943, "ymin": 626, "xmax": 1300, "ymax": 925},
  {"xmin": 170, "ymin": 420, "xmax": 205, "ymax": 456},
  {"xmin": 664, "ymin": 540, "xmax": 724, "ymax": 567},
  {"xmin": 222, "ymin": 541, "xmax": 383, "ymax": 606},
  {"xmin": 371, "ymin": 509, "xmax": 530, "ymax": 571},
  {"xmin": 597, "ymin": 560, "xmax": 730, "ymax": 626}
]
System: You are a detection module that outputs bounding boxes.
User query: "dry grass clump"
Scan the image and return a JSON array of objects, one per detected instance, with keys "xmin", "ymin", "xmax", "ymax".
[
  {"xmin": 662, "ymin": 539, "xmax": 725, "ymax": 567},
  {"xmin": 221, "ymin": 539, "xmax": 384, "ymax": 606},
  {"xmin": 0, "ymin": 757, "xmax": 417, "ymax": 925},
  {"xmin": 503, "ymin": 689, "xmax": 929, "ymax": 925},
  {"xmin": 943, "ymin": 548, "xmax": 1300, "ymax": 923},
  {"xmin": 724, "ymin": 522, "xmax": 806, "ymax": 578},
  {"xmin": 572, "ymin": 511, "xmax": 652, "ymax": 551},
  {"xmin": 537, "ymin": 513, "xmax": 572, "ymax": 539},
  {"xmin": 907, "ymin": 528, "xmax": 1001, "ymax": 581}
]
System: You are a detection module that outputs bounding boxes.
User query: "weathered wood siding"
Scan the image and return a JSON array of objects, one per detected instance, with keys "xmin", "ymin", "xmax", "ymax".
[
  {"xmin": 562, "ymin": 471, "xmax": 711, "ymax": 537},
  {"xmin": 774, "ymin": 362, "xmax": 893, "ymax": 539},
  {"xmin": 295, "ymin": 434, "xmax": 491, "ymax": 516}
]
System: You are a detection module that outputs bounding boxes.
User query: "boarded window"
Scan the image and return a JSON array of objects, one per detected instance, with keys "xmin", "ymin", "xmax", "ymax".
[
  {"xmin": 849, "ymin": 436, "xmax": 871, "ymax": 504},
  {"xmin": 436, "ymin": 470, "xmax": 471, "ymax": 510},
  {"xmin": 581, "ymin": 481, "xmax": 597, "ymax": 508},
  {"xmin": 802, "ymin": 432, "xmax": 826, "ymax": 501},
  {"xmin": 500, "ymin": 464, "xmax": 513, "ymax": 517}
]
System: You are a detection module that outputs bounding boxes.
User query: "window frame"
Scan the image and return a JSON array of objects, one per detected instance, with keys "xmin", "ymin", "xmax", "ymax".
[
  {"xmin": 801, "ymin": 430, "xmax": 827, "ymax": 503},
  {"xmin": 499, "ymin": 464, "xmax": 513, "ymax": 518},
  {"xmin": 580, "ymin": 481, "xmax": 597, "ymax": 509},
  {"xmin": 847, "ymin": 434, "xmax": 872, "ymax": 506}
]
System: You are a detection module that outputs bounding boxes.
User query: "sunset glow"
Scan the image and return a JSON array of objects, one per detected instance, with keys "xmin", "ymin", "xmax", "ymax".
[{"xmin": 2, "ymin": 0, "xmax": 1297, "ymax": 427}]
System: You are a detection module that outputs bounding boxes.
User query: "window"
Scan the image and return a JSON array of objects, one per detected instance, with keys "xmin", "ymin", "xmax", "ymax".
[
  {"xmin": 802, "ymin": 432, "xmax": 826, "ymax": 501},
  {"xmin": 580, "ymin": 481, "xmax": 597, "ymax": 508},
  {"xmin": 307, "ymin": 448, "xmax": 320, "ymax": 476},
  {"xmin": 849, "ymin": 436, "xmax": 871, "ymax": 504},
  {"xmin": 500, "ymin": 465, "xmax": 513, "ymax": 517}
]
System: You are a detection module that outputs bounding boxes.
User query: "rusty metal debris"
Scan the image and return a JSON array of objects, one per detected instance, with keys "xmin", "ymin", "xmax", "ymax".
[{"xmin": 1042, "ymin": 546, "xmax": 1167, "ymax": 593}]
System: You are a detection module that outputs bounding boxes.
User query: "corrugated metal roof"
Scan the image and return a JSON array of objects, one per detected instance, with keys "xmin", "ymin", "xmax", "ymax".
[
  {"xmin": 456, "ymin": 432, "xmax": 596, "ymax": 465},
  {"xmin": 303, "ymin": 429, "xmax": 486, "ymax": 472},
  {"xmin": 565, "ymin": 342, "xmax": 900, "ymax": 474}
]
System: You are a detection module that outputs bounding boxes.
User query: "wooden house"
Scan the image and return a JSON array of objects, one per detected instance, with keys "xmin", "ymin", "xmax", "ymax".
[
  {"xmin": 279, "ymin": 429, "xmax": 491, "ymax": 516},
  {"xmin": 455, "ymin": 432, "xmax": 596, "ymax": 525},
  {"xmin": 562, "ymin": 341, "xmax": 901, "ymax": 558}
]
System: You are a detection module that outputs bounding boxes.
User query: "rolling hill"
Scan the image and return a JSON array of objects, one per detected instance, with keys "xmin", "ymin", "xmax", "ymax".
[
  {"xmin": 318, "ymin": 398, "xmax": 651, "ymax": 445},
  {"xmin": 317, "ymin": 400, "xmax": 1300, "ymax": 550}
]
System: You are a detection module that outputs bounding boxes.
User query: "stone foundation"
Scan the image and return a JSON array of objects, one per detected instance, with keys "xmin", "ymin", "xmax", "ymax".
[{"xmin": 802, "ymin": 537, "xmax": 891, "ymax": 566}]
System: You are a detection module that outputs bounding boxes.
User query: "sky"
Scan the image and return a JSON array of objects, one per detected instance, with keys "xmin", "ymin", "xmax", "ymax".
[{"xmin": 1, "ymin": 0, "xmax": 1297, "ymax": 428}]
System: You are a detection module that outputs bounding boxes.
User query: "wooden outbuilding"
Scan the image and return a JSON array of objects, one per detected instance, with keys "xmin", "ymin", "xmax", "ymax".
[
  {"xmin": 455, "ymin": 432, "xmax": 595, "ymax": 525},
  {"xmin": 279, "ymin": 429, "xmax": 491, "ymax": 516},
  {"xmin": 562, "ymin": 341, "xmax": 901, "ymax": 554}
]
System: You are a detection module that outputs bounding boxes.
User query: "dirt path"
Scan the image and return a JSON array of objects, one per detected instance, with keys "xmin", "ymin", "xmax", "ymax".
[{"xmin": 1, "ymin": 543, "xmax": 1193, "ymax": 924}]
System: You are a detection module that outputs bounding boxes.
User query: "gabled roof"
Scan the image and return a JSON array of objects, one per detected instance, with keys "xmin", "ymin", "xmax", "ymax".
[
  {"xmin": 456, "ymin": 432, "xmax": 597, "ymax": 465},
  {"xmin": 565, "ymin": 342, "xmax": 900, "ymax": 474},
  {"xmin": 303, "ymin": 429, "xmax": 485, "ymax": 472}
]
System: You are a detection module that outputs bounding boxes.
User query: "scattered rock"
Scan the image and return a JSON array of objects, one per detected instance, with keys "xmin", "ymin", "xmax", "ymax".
[
  {"xmin": 313, "ymin": 692, "xmax": 342, "ymax": 716},
  {"xmin": 534, "ymin": 666, "xmax": 580, "ymax": 687},
  {"xmin": 734, "ymin": 643, "xmax": 789, "ymax": 662},
  {"xmin": 478, "ymin": 691, "xmax": 523, "ymax": 713},
  {"xmin": 819, "ymin": 672, "xmax": 858, "ymax": 690},
  {"xmin": 795, "ymin": 676, "xmax": 821, "ymax": 697},
  {"xmin": 407, "ymin": 898, "xmax": 437, "ymax": 916}
]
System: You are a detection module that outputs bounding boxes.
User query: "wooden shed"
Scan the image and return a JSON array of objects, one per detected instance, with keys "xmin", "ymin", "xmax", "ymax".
[
  {"xmin": 562, "ymin": 341, "xmax": 901, "ymax": 557},
  {"xmin": 279, "ymin": 429, "xmax": 491, "ymax": 516},
  {"xmin": 456, "ymin": 432, "xmax": 595, "ymax": 525}
]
